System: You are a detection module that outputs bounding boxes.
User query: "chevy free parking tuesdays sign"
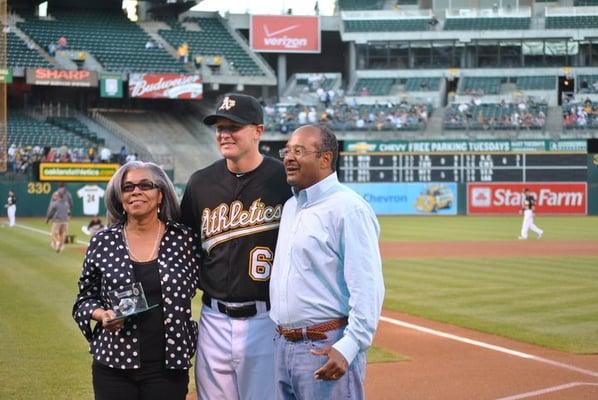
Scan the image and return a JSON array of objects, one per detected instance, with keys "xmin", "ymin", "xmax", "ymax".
[{"xmin": 250, "ymin": 15, "xmax": 320, "ymax": 53}]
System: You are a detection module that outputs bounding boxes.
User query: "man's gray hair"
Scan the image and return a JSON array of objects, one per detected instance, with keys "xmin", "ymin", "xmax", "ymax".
[{"xmin": 314, "ymin": 124, "xmax": 338, "ymax": 172}]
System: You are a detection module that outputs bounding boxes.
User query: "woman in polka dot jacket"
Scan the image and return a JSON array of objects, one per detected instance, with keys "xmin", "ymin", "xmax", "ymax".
[{"xmin": 72, "ymin": 161, "xmax": 201, "ymax": 400}]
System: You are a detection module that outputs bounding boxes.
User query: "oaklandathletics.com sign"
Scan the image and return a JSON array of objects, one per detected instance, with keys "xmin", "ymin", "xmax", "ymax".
[
  {"xmin": 467, "ymin": 183, "xmax": 587, "ymax": 215},
  {"xmin": 250, "ymin": 15, "xmax": 320, "ymax": 53}
]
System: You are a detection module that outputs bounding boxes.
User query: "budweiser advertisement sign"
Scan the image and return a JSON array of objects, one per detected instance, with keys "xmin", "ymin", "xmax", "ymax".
[
  {"xmin": 26, "ymin": 68, "xmax": 98, "ymax": 87},
  {"xmin": 468, "ymin": 183, "xmax": 587, "ymax": 215},
  {"xmin": 128, "ymin": 73, "xmax": 203, "ymax": 100},
  {"xmin": 250, "ymin": 15, "xmax": 320, "ymax": 53}
]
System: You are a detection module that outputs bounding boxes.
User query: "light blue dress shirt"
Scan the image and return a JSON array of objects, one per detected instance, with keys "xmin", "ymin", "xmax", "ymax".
[{"xmin": 270, "ymin": 172, "xmax": 385, "ymax": 365}]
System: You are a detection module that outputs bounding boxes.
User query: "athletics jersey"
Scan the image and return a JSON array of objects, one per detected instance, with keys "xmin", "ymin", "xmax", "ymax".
[
  {"xmin": 523, "ymin": 195, "xmax": 535, "ymax": 211},
  {"xmin": 180, "ymin": 156, "xmax": 292, "ymax": 302}
]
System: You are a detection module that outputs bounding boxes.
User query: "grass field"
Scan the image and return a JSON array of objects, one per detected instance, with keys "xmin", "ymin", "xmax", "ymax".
[{"xmin": 1, "ymin": 215, "xmax": 597, "ymax": 399}]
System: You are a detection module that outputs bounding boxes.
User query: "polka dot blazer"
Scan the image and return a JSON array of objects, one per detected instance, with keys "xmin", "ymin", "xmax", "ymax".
[{"xmin": 72, "ymin": 221, "xmax": 201, "ymax": 370}]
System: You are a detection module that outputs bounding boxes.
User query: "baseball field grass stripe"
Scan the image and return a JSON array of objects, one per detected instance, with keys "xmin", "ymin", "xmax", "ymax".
[{"xmin": 382, "ymin": 254, "xmax": 598, "ymax": 353}]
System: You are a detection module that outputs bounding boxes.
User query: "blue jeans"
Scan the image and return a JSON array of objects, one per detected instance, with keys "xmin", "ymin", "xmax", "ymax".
[{"xmin": 274, "ymin": 326, "xmax": 366, "ymax": 400}]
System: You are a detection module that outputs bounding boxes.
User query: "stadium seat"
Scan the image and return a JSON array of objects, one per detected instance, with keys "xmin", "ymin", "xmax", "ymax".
[
  {"xmin": 545, "ymin": 16, "xmax": 598, "ymax": 29},
  {"xmin": 8, "ymin": 112, "xmax": 95, "ymax": 149},
  {"xmin": 444, "ymin": 17, "xmax": 530, "ymax": 31},
  {"xmin": 354, "ymin": 78, "xmax": 395, "ymax": 96},
  {"xmin": 17, "ymin": 10, "xmax": 183, "ymax": 73},
  {"xmin": 337, "ymin": 0, "xmax": 385, "ymax": 10},
  {"xmin": 158, "ymin": 17, "xmax": 264, "ymax": 76},
  {"xmin": 344, "ymin": 19, "xmax": 430, "ymax": 32},
  {"xmin": 7, "ymin": 32, "xmax": 53, "ymax": 68}
]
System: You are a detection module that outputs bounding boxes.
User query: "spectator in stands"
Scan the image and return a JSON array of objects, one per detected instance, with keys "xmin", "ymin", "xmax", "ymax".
[
  {"xmin": 126, "ymin": 153, "xmax": 138, "ymax": 162},
  {"xmin": 194, "ymin": 55, "xmax": 203, "ymax": 69},
  {"xmin": 100, "ymin": 146, "xmax": 112, "ymax": 163},
  {"xmin": 57, "ymin": 36, "xmax": 68, "ymax": 50},
  {"xmin": 177, "ymin": 43, "xmax": 189, "ymax": 64},
  {"xmin": 87, "ymin": 146, "xmax": 97, "ymax": 162},
  {"xmin": 7, "ymin": 144, "xmax": 16, "ymax": 172},
  {"xmin": 145, "ymin": 40, "xmax": 156, "ymax": 49},
  {"xmin": 119, "ymin": 146, "xmax": 128, "ymax": 164},
  {"xmin": 48, "ymin": 42, "xmax": 57, "ymax": 57},
  {"xmin": 429, "ymin": 15, "xmax": 439, "ymax": 29},
  {"xmin": 360, "ymin": 87, "xmax": 369, "ymax": 97}
]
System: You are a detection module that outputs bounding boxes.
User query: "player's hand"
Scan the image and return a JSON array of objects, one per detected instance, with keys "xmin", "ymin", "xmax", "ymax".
[{"xmin": 311, "ymin": 346, "xmax": 348, "ymax": 381}]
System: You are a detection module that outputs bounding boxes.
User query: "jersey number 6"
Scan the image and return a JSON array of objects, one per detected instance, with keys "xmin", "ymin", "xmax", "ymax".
[{"xmin": 248, "ymin": 246, "xmax": 273, "ymax": 281}]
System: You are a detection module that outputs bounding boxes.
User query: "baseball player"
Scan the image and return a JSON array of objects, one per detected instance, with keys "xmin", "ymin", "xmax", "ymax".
[
  {"xmin": 180, "ymin": 93, "xmax": 292, "ymax": 400},
  {"xmin": 4, "ymin": 190, "xmax": 16, "ymax": 227},
  {"xmin": 519, "ymin": 188, "xmax": 543, "ymax": 240}
]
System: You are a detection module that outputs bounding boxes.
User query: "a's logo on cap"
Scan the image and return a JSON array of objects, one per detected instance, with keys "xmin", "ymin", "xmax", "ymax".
[{"xmin": 219, "ymin": 96, "xmax": 236, "ymax": 111}]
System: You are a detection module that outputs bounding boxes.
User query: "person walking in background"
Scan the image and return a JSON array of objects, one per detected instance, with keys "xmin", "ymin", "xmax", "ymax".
[
  {"xmin": 180, "ymin": 93, "xmax": 292, "ymax": 400},
  {"xmin": 73, "ymin": 161, "xmax": 200, "ymax": 400},
  {"xmin": 46, "ymin": 191, "xmax": 70, "ymax": 252},
  {"xmin": 4, "ymin": 189, "xmax": 16, "ymax": 227},
  {"xmin": 519, "ymin": 187, "xmax": 543, "ymax": 240},
  {"xmin": 270, "ymin": 124, "xmax": 385, "ymax": 400}
]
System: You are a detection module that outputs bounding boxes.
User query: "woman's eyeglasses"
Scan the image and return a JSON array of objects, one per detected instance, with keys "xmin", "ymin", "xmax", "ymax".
[{"xmin": 121, "ymin": 181, "xmax": 160, "ymax": 193}]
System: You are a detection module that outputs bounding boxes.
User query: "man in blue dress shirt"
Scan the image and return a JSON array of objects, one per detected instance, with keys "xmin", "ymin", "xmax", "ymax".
[{"xmin": 270, "ymin": 124, "xmax": 385, "ymax": 400}]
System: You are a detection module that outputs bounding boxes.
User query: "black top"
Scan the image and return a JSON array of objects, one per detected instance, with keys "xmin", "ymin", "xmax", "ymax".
[
  {"xmin": 132, "ymin": 259, "xmax": 165, "ymax": 363},
  {"xmin": 523, "ymin": 195, "xmax": 535, "ymax": 210},
  {"xmin": 180, "ymin": 156, "xmax": 292, "ymax": 302}
]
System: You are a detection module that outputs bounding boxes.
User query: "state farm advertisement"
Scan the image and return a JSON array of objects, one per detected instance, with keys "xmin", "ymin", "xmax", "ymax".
[
  {"xmin": 251, "ymin": 15, "xmax": 320, "ymax": 53},
  {"xmin": 128, "ymin": 73, "xmax": 203, "ymax": 100},
  {"xmin": 468, "ymin": 183, "xmax": 587, "ymax": 215},
  {"xmin": 26, "ymin": 68, "xmax": 98, "ymax": 87}
]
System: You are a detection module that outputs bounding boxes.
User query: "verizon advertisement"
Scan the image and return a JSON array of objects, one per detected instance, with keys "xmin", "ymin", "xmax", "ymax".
[
  {"xmin": 468, "ymin": 183, "xmax": 587, "ymax": 215},
  {"xmin": 251, "ymin": 15, "xmax": 320, "ymax": 53},
  {"xmin": 128, "ymin": 73, "xmax": 203, "ymax": 100},
  {"xmin": 26, "ymin": 68, "xmax": 98, "ymax": 87}
]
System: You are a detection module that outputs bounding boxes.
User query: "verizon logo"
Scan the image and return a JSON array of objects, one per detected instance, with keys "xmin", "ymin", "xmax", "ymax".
[
  {"xmin": 491, "ymin": 188, "xmax": 583, "ymax": 207},
  {"xmin": 263, "ymin": 25, "xmax": 307, "ymax": 48}
]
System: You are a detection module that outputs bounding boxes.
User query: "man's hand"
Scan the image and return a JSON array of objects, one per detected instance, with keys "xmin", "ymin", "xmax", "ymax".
[{"xmin": 311, "ymin": 346, "xmax": 348, "ymax": 381}]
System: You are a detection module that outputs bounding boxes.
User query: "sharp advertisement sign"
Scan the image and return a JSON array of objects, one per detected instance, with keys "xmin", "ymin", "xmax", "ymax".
[
  {"xmin": 250, "ymin": 15, "xmax": 320, "ymax": 53},
  {"xmin": 468, "ymin": 183, "xmax": 587, "ymax": 215},
  {"xmin": 128, "ymin": 73, "xmax": 203, "ymax": 100},
  {"xmin": 26, "ymin": 68, "xmax": 98, "ymax": 87}
]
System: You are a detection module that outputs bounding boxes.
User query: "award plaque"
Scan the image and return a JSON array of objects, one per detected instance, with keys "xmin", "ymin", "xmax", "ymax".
[{"xmin": 107, "ymin": 282, "xmax": 159, "ymax": 322}]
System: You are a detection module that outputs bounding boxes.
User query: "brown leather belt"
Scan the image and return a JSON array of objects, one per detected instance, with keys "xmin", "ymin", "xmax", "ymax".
[{"xmin": 277, "ymin": 318, "xmax": 348, "ymax": 342}]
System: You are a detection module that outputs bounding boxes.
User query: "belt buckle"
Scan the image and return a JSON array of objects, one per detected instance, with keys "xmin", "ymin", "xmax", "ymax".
[{"xmin": 217, "ymin": 302, "xmax": 257, "ymax": 318}]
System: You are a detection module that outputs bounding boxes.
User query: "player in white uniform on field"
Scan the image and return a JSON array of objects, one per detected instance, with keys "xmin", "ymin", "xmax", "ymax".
[
  {"xmin": 519, "ymin": 188, "xmax": 543, "ymax": 240},
  {"xmin": 5, "ymin": 190, "xmax": 16, "ymax": 227}
]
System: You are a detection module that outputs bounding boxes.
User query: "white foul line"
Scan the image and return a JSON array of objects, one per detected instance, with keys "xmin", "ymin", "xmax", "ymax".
[
  {"xmin": 380, "ymin": 316, "xmax": 598, "ymax": 378},
  {"xmin": 496, "ymin": 382, "xmax": 598, "ymax": 400},
  {"xmin": 14, "ymin": 223, "xmax": 90, "ymax": 246}
]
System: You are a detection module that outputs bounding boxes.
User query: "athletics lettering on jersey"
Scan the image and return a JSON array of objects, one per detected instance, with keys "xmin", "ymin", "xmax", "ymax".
[{"xmin": 201, "ymin": 198, "xmax": 283, "ymax": 252}]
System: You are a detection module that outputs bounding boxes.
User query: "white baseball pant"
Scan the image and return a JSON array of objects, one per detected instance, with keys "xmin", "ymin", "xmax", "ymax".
[
  {"xmin": 520, "ymin": 209, "xmax": 543, "ymax": 239},
  {"xmin": 195, "ymin": 303, "xmax": 275, "ymax": 400}
]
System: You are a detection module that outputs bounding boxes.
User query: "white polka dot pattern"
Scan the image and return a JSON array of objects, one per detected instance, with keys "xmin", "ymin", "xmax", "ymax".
[{"xmin": 72, "ymin": 221, "xmax": 201, "ymax": 370}]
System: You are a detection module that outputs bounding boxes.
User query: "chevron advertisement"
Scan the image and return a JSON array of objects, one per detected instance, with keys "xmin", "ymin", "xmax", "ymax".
[
  {"xmin": 346, "ymin": 183, "xmax": 458, "ymax": 215},
  {"xmin": 250, "ymin": 15, "xmax": 320, "ymax": 53},
  {"xmin": 467, "ymin": 183, "xmax": 587, "ymax": 215}
]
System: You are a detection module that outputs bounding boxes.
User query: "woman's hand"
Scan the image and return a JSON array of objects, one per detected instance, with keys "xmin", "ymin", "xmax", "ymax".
[{"xmin": 92, "ymin": 308, "xmax": 124, "ymax": 333}]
